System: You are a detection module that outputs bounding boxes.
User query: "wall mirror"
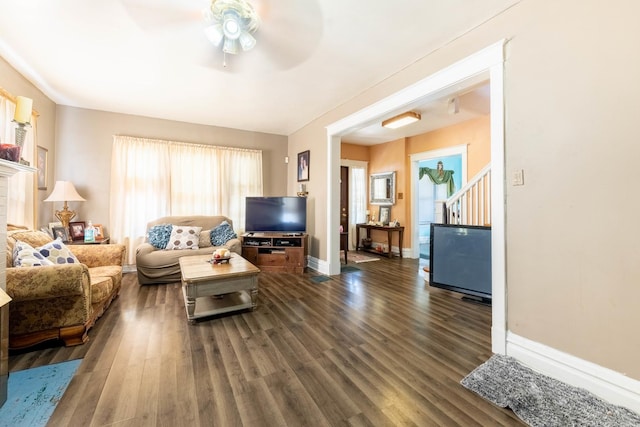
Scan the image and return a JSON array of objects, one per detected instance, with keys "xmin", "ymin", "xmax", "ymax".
[{"xmin": 370, "ymin": 171, "xmax": 396, "ymax": 205}]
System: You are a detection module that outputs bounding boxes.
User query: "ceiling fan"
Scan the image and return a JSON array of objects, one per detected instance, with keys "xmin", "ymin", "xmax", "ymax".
[
  {"xmin": 121, "ymin": 0, "xmax": 323, "ymax": 72},
  {"xmin": 202, "ymin": 0, "xmax": 259, "ymax": 67}
]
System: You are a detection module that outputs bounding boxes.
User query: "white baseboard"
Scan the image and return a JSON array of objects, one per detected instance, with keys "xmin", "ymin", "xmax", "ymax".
[
  {"xmin": 306, "ymin": 255, "xmax": 323, "ymax": 274},
  {"xmin": 507, "ymin": 332, "xmax": 640, "ymax": 414}
]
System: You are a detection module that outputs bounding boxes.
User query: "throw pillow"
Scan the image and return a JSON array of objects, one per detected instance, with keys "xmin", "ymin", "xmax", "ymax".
[
  {"xmin": 36, "ymin": 239, "xmax": 80, "ymax": 264},
  {"xmin": 210, "ymin": 221, "xmax": 237, "ymax": 246},
  {"xmin": 199, "ymin": 230, "xmax": 213, "ymax": 248},
  {"xmin": 148, "ymin": 224, "xmax": 173, "ymax": 249},
  {"xmin": 165, "ymin": 226, "xmax": 202, "ymax": 250},
  {"xmin": 13, "ymin": 241, "xmax": 55, "ymax": 267}
]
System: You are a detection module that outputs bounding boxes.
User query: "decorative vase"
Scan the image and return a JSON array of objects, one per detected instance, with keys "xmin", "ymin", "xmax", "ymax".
[{"xmin": 0, "ymin": 144, "xmax": 21, "ymax": 163}]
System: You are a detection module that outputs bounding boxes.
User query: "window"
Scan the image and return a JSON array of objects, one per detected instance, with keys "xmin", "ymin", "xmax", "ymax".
[{"xmin": 110, "ymin": 135, "xmax": 263, "ymax": 264}]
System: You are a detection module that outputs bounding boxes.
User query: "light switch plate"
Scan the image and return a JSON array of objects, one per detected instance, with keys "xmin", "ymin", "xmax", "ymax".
[{"xmin": 513, "ymin": 169, "xmax": 524, "ymax": 186}]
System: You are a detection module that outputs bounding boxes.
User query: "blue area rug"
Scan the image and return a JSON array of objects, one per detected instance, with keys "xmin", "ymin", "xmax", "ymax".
[
  {"xmin": 310, "ymin": 275, "xmax": 331, "ymax": 283},
  {"xmin": 0, "ymin": 359, "xmax": 81, "ymax": 427},
  {"xmin": 341, "ymin": 265, "xmax": 360, "ymax": 273}
]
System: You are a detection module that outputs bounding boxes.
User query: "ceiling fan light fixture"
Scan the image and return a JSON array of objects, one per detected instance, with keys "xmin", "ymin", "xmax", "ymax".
[
  {"xmin": 204, "ymin": 24, "xmax": 224, "ymax": 46},
  {"xmin": 239, "ymin": 31, "xmax": 256, "ymax": 51},
  {"xmin": 222, "ymin": 10, "xmax": 241, "ymax": 40},
  {"xmin": 205, "ymin": 0, "xmax": 260, "ymax": 63},
  {"xmin": 223, "ymin": 37, "xmax": 239, "ymax": 55},
  {"xmin": 382, "ymin": 111, "xmax": 421, "ymax": 129}
]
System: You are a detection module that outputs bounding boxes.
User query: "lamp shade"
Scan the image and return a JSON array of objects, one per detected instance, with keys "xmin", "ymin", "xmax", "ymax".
[{"xmin": 44, "ymin": 181, "xmax": 86, "ymax": 202}]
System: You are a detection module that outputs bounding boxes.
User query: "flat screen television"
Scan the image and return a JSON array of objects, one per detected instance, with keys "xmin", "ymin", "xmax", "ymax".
[
  {"xmin": 245, "ymin": 196, "xmax": 307, "ymax": 233},
  {"xmin": 429, "ymin": 223, "xmax": 492, "ymax": 303}
]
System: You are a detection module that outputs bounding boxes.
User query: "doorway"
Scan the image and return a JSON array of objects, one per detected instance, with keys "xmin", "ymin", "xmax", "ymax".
[
  {"xmin": 417, "ymin": 154, "xmax": 463, "ymax": 260},
  {"xmin": 340, "ymin": 160, "xmax": 368, "ymax": 251},
  {"xmin": 327, "ymin": 40, "xmax": 506, "ymax": 354},
  {"xmin": 340, "ymin": 166, "xmax": 349, "ymax": 234}
]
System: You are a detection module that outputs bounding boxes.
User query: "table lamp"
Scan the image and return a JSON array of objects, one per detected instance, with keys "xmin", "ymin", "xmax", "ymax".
[{"xmin": 44, "ymin": 181, "xmax": 86, "ymax": 229}]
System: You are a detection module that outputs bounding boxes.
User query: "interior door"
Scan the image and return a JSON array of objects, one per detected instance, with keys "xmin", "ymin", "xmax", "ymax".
[{"xmin": 340, "ymin": 166, "xmax": 349, "ymax": 232}]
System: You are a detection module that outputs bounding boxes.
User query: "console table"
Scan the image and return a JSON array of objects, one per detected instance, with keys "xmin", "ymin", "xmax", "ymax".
[{"xmin": 355, "ymin": 224, "xmax": 404, "ymax": 258}]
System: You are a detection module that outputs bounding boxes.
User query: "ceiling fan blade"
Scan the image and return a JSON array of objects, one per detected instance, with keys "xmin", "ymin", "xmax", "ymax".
[
  {"xmin": 121, "ymin": 0, "xmax": 203, "ymax": 32},
  {"xmin": 121, "ymin": 0, "xmax": 323, "ymax": 72},
  {"xmin": 254, "ymin": 0, "xmax": 323, "ymax": 70}
]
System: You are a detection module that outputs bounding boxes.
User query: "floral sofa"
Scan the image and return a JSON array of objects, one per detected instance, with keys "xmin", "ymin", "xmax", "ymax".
[
  {"xmin": 6, "ymin": 228, "xmax": 126, "ymax": 349},
  {"xmin": 135, "ymin": 215, "xmax": 241, "ymax": 285}
]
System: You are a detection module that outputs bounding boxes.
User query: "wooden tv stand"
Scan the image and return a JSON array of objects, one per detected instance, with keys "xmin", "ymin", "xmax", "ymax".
[{"xmin": 241, "ymin": 233, "xmax": 308, "ymax": 273}]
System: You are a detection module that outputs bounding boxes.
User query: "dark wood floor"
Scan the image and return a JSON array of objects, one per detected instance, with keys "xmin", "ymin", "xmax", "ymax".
[{"xmin": 10, "ymin": 256, "xmax": 523, "ymax": 426}]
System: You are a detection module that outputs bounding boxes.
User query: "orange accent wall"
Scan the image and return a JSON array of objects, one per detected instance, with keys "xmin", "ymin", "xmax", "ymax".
[
  {"xmin": 341, "ymin": 143, "xmax": 370, "ymax": 162},
  {"xmin": 407, "ymin": 115, "xmax": 490, "ymax": 178},
  {"xmin": 341, "ymin": 115, "xmax": 490, "ymax": 250}
]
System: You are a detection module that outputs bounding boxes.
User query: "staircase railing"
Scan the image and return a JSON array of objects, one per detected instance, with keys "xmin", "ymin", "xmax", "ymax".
[{"xmin": 445, "ymin": 163, "xmax": 491, "ymax": 226}]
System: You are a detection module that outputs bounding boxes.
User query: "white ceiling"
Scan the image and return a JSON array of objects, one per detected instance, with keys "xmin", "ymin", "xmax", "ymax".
[{"xmin": 0, "ymin": 0, "xmax": 515, "ymax": 140}]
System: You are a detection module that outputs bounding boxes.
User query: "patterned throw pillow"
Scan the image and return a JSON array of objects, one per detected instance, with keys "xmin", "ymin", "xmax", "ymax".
[
  {"xmin": 210, "ymin": 221, "xmax": 237, "ymax": 246},
  {"xmin": 199, "ymin": 230, "xmax": 213, "ymax": 248},
  {"xmin": 13, "ymin": 240, "xmax": 55, "ymax": 267},
  {"xmin": 165, "ymin": 226, "xmax": 202, "ymax": 250},
  {"xmin": 36, "ymin": 239, "xmax": 80, "ymax": 264},
  {"xmin": 148, "ymin": 224, "xmax": 173, "ymax": 249}
]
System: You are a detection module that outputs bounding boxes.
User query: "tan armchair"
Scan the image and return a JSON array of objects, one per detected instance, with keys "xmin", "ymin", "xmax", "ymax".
[{"xmin": 5, "ymin": 229, "xmax": 126, "ymax": 349}]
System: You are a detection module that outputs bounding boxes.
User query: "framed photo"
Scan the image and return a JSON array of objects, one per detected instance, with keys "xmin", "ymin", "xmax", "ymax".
[
  {"xmin": 297, "ymin": 150, "xmax": 310, "ymax": 182},
  {"xmin": 37, "ymin": 146, "xmax": 48, "ymax": 190},
  {"xmin": 69, "ymin": 221, "xmax": 86, "ymax": 241},
  {"xmin": 379, "ymin": 205, "xmax": 391, "ymax": 226},
  {"xmin": 52, "ymin": 226, "xmax": 70, "ymax": 243},
  {"xmin": 93, "ymin": 224, "xmax": 105, "ymax": 241},
  {"xmin": 48, "ymin": 221, "xmax": 62, "ymax": 237}
]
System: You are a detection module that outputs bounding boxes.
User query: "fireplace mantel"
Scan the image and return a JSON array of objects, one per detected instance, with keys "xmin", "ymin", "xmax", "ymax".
[
  {"xmin": 0, "ymin": 157, "xmax": 36, "ymax": 407},
  {"xmin": 0, "ymin": 158, "xmax": 37, "ymax": 177}
]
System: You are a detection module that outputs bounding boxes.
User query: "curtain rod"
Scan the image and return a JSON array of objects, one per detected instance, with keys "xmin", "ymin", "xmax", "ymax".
[{"xmin": 113, "ymin": 134, "xmax": 262, "ymax": 154}]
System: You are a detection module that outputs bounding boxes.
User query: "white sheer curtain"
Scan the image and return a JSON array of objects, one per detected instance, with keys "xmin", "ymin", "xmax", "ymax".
[
  {"xmin": 110, "ymin": 135, "xmax": 263, "ymax": 264},
  {"xmin": 0, "ymin": 95, "xmax": 35, "ymax": 228},
  {"xmin": 344, "ymin": 160, "xmax": 368, "ymax": 250}
]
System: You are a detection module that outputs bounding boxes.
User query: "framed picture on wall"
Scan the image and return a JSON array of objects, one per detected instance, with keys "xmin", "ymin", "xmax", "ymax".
[
  {"xmin": 297, "ymin": 150, "xmax": 309, "ymax": 182},
  {"xmin": 37, "ymin": 146, "xmax": 48, "ymax": 190},
  {"xmin": 379, "ymin": 205, "xmax": 391, "ymax": 226}
]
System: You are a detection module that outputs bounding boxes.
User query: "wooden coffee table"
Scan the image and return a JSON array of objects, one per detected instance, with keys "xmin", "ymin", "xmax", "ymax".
[{"xmin": 179, "ymin": 253, "xmax": 260, "ymax": 323}]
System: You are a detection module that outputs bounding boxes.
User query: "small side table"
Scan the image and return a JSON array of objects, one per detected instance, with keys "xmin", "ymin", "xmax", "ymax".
[{"xmin": 67, "ymin": 237, "xmax": 110, "ymax": 245}]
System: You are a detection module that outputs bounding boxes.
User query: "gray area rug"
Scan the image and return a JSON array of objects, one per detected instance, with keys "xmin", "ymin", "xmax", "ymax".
[
  {"xmin": 310, "ymin": 275, "xmax": 331, "ymax": 283},
  {"xmin": 461, "ymin": 354, "xmax": 640, "ymax": 427}
]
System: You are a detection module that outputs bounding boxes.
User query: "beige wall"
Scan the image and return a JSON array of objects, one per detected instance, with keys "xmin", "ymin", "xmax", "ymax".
[
  {"xmin": 55, "ymin": 106, "xmax": 288, "ymax": 235},
  {"xmin": 291, "ymin": 0, "xmax": 640, "ymax": 380}
]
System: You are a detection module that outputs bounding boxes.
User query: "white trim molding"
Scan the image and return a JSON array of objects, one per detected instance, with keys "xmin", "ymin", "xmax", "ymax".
[
  {"xmin": 306, "ymin": 255, "xmax": 325, "ymax": 275},
  {"xmin": 507, "ymin": 333, "xmax": 640, "ymax": 414}
]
